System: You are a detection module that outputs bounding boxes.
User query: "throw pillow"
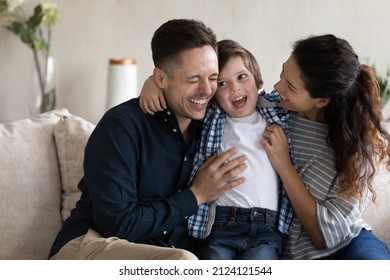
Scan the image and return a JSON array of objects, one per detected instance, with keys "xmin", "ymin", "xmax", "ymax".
[{"xmin": 54, "ymin": 114, "xmax": 95, "ymax": 221}]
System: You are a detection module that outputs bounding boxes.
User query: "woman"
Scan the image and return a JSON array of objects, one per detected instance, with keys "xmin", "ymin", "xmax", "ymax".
[{"xmin": 262, "ymin": 34, "xmax": 390, "ymax": 259}]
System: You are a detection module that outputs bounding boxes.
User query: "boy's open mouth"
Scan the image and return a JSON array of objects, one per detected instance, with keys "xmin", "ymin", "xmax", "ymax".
[{"xmin": 232, "ymin": 95, "xmax": 247, "ymax": 107}]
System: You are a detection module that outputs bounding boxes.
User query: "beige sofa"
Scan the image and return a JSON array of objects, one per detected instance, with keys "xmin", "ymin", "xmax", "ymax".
[
  {"xmin": 0, "ymin": 109, "xmax": 94, "ymax": 259},
  {"xmin": 0, "ymin": 109, "xmax": 389, "ymax": 260}
]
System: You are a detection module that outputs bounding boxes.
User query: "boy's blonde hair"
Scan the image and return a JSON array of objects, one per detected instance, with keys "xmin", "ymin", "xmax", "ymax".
[{"xmin": 217, "ymin": 39, "xmax": 263, "ymax": 89}]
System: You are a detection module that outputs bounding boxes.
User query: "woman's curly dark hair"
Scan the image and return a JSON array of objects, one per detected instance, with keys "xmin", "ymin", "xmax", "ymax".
[{"xmin": 292, "ymin": 34, "xmax": 390, "ymax": 201}]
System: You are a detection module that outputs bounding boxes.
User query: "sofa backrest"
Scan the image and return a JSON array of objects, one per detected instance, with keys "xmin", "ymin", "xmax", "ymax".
[{"xmin": 0, "ymin": 109, "xmax": 68, "ymax": 259}]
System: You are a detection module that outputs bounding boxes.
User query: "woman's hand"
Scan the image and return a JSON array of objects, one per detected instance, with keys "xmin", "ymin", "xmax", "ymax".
[
  {"xmin": 139, "ymin": 76, "xmax": 167, "ymax": 115},
  {"xmin": 261, "ymin": 124, "xmax": 291, "ymax": 172}
]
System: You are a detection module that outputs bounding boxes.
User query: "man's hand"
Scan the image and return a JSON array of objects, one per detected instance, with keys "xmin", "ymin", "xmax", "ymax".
[{"xmin": 189, "ymin": 147, "xmax": 247, "ymax": 205}]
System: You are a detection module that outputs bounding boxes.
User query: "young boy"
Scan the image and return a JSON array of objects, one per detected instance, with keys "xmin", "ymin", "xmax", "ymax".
[{"xmin": 139, "ymin": 40, "xmax": 293, "ymax": 259}]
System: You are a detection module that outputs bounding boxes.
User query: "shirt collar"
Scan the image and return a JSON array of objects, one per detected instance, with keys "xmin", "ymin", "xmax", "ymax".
[{"xmin": 155, "ymin": 108, "xmax": 202, "ymax": 140}]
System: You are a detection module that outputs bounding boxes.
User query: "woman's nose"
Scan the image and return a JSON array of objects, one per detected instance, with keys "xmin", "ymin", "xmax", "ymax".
[{"xmin": 274, "ymin": 80, "xmax": 282, "ymax": 92}]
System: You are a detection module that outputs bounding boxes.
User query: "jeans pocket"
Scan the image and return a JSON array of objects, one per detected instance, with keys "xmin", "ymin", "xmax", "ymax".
[{"xmin": 212, "ymin": 217, "xmax": 235, "ymax": 231}]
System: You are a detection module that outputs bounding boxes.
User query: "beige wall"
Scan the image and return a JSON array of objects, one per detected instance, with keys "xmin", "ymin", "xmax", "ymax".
[{"xmin": 1, "ymin": 0, "xmax": 390, "ymax": 123}]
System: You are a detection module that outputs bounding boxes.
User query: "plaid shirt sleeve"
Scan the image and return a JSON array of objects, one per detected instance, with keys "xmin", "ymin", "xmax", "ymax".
[
  {"xmin": 258, "ymin": 89, "xmax": 295, "ymax": 235},
  {"xmin": 187, "ymin": 104, "xmax": 225, "ymax": 238}
]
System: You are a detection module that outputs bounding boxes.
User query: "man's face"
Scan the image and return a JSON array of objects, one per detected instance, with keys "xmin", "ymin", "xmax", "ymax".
[{"xmin": 161, "ymin": 45, "xmax": 218, "ymax": 127}]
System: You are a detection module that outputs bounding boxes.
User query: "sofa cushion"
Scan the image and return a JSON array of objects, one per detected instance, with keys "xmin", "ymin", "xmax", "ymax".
[
  {"xmin": 54, "ymin": 114, "xmax": 95, "ymax": 221},
  {"xmin": 0, "ymin": 109, "xmax": 68, "ymax": 259}
]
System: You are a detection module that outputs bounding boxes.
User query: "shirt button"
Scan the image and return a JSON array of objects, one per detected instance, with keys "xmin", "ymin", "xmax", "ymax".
[
  {"xmin": 172, "ymin": 128, "xmax": 178, "ymax": 133},
  {"xmin": 185, "ymin": 216, "xmax": 188, "ymax": 219},
  {"xmin": 164, "ymin": 118, "xmax": 168, "ymax": 122},
  {"xmin": 184, "ymin": 156, "xmax": 187, "ymax": 162},
  {"xmin": 167, "ymin": 111, "xmax": 171, "ymax": 115},
  {"xmin": 163, "ymin": 231, "xmax": 167, "ymax": 235}
]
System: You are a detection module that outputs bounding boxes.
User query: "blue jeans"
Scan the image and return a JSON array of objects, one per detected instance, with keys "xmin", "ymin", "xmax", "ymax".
[
  {"xmin": 196, "ymin": 206, "xmax": 282, "ymax": 260},
  {"xmin": 321, "ymin": 229, "xmax": 390, "ymax": 260}
]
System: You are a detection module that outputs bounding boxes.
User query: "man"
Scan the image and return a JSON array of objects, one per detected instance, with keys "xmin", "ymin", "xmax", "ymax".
[{"xmin": 48, "ymin": 18, "xmax": 247, "ymax": 260}]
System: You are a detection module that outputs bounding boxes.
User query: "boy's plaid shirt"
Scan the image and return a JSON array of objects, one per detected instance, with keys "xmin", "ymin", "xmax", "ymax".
[{"xmin": 187, "ymin": 90, "xmax": 295, "ymax": 238}]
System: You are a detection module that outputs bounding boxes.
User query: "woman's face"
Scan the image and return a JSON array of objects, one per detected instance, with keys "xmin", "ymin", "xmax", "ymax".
[
  {"xmin": 274, "ymin": 55, "xmax": 328, "ymax": 122},
  {"xmin": 214, "ymin": 56, "xmax": 258, "ymax": 118}
]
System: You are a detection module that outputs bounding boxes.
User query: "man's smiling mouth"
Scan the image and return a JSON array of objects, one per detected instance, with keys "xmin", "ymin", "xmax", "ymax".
[{"xmin": 189, "ymin": 98, "xmax": 207, "ymax": 105}]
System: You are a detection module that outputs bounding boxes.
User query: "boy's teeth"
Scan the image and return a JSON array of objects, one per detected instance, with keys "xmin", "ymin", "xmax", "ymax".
[{"xmin": 233, "ymin": 96, "xmax": 245, "ymax": 101}]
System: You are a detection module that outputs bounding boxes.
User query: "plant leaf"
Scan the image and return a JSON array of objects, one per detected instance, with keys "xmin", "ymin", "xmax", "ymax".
[
  {"xmin": 6, "ymin": 21, "xmax": 23, "ymax": 36},
  {"xmin": 27, "ymin": 5, "xmax": 44, "ymax": 29}
]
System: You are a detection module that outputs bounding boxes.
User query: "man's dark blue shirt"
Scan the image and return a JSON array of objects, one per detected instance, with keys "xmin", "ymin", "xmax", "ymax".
[{"xmin": 49, "ymin": 98, "xmax": 201, "ymax": 258}]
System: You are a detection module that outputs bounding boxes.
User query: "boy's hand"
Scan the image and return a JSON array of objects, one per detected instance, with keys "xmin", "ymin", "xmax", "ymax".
[{"xmin": 139, "ymin": 76, "xmax": 167, "ymax": 114}]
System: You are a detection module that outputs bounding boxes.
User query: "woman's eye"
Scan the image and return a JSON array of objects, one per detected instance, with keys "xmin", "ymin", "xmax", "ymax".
[{"xmin": 287, "ymin": 82, "xmax": 297, "ymax": 92}]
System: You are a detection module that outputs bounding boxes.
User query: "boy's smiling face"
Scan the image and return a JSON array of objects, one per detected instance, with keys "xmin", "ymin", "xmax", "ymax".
[{"xmin": 214, "ymin": 56, "xmax": 258, "ymax": 118}]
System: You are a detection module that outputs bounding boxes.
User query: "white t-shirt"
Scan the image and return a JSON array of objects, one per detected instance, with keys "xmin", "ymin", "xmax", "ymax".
[{"xmin": 215, "ymin": 111, "xmax": 279, "ymax": 210}]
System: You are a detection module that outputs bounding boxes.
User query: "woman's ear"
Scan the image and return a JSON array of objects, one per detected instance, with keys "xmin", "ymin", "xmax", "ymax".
[{"xmin": 315, "ymin": 97, "xmax": 331, "ymax": 108}]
